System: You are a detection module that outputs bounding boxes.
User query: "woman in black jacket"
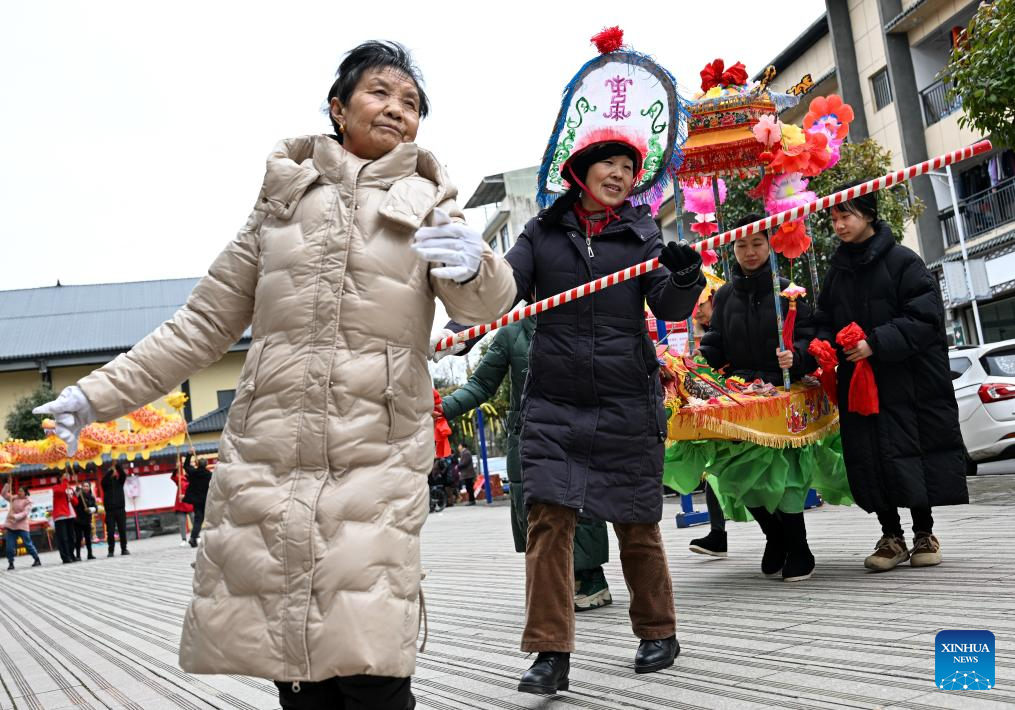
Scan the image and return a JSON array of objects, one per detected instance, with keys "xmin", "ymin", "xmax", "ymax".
[
  {"xmin": 697, "ymin": 214, "xmax": 819, "ymax": 582},
  {"xmin": 506, "ymin": 140, "xmax": 704, "ymax": 692},
  {"xmin": 72, "ymin": 481, "xmax": 98, "ymax": 560},
  {"xmin": 814, "ymin": 184, "xmax": 968, "ymax": 572}
]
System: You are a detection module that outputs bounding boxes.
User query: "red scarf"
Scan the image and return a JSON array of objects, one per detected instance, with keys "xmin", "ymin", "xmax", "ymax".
[{"xmin": 573, "ymin": 202, "xmax": 616, "ymax": 236}]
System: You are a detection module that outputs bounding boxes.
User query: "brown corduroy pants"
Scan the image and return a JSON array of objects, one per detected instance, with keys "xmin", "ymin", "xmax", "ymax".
[{"xmin": 521, "ymin": 502, "xmax": 677, "ymax": 652}]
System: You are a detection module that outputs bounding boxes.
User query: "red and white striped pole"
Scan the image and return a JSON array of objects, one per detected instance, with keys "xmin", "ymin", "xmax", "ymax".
[{"xmin": 436, "ymin": 140, "xmax": 992, "ymax": 352}]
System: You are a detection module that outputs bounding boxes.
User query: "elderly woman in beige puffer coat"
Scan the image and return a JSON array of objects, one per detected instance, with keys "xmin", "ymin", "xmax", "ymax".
[{"xmin": 34, "ymin": 41, "xmax": 517, "ymax": 710}]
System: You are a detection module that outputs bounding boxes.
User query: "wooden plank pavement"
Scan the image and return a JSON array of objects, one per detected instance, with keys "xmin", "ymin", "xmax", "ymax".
[{"xmin": 0, "ymin": 476, "xmax": 1011, "ymax": 709}]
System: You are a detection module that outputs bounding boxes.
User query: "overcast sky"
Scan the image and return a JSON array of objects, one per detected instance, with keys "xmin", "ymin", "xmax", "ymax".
[{"xmin": 1, "ymin": 0, "xmax": 825, "ymax": 356}]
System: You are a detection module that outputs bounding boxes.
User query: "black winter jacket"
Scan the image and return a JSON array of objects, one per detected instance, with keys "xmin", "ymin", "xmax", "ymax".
[
  {"xmin": 505, "ymin": 202, "xmax": 704, "ymax": 523},
  {"xmin": 699, "ymin": 262, "xmax": 815, "ymax": 384},
  {"xmin": 73, "ymin": 490, "xmax": 97, "ymax": 526},
  {"xmin": 101, "ymin": 468, "xmax": 127, "ymax": 510},
  {"xmin": 814, "ymin": 222, "xmax": 968, "ymax": 512},
  {"xmin": 182, "ymin": 454, "xmax": 212, "ymax": 508}
]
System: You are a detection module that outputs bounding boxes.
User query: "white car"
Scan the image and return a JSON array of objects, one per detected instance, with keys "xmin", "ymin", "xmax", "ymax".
[{"xmin": 950, "ymin": 338, "xmax": 1015, "ymax": 461}]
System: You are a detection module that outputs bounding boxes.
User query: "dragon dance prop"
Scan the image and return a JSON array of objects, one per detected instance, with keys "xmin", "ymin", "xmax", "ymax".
[
  {"xmin": 1, "ymin": 392, "xmax": 191, "ymax": 470},
  {"xmin": 434, "ymin": 140, "xmax": 992, "ymax": 353}
]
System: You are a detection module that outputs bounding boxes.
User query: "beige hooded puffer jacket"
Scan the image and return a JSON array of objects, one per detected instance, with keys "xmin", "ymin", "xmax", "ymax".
[{"xmin": 76, "ymin": 135, "xmax": 517, "ymax": 681}]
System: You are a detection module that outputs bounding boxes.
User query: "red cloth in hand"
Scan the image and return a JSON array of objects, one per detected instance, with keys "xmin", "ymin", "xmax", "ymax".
[
  {"xmin": 433, "ymin": 388, "xmax": 453, "ymax": 458},
  {"xmin": 835, "ymin": 323, "xmax": 879, "ymax": 415},
  {"xmin": 782, "ymin": 301, "xmax": 798, "ymax": 352},
  {"xmin": 807, "ymin": 338, "xmax": 839, "ymax": 406}
]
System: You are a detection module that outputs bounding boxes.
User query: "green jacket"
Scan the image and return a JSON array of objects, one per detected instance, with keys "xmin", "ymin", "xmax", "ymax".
[{"xmin": 440, "ymin": 317, "xmax": 535, "ymax": 482}]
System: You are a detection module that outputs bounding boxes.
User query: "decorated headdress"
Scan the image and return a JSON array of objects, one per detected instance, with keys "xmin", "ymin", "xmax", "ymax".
[{"xmin": 536, "ymin": 27, "xmax": 688, "ymax": 210}]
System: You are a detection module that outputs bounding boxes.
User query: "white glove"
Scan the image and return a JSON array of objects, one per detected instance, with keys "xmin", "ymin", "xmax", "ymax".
[
  {"xmin": 429, "ymin": 328, "xmax": 466, "ymax": 363},
  {"xmin": 412, "ymin": 208, "xmax": 484, "ymax": 283},
  {"xmin": 32, "ymin": 385, "xmax": 96, "ymax": 456}
]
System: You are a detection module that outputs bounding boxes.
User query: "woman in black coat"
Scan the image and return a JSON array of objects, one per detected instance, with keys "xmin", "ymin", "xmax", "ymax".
[
  {"xmin": 72, "ymin": 481, "xmax": 98, "ymax": 560},
  {"xmin": 814, "ymin": 185, "xmax": 968, "ymax": 572},
  {"xmin": 697, "ymin": 214, "xmax": 820, "ymax": 582},
  {"xmin": 505, "ymin": 141, "xmax": 704, "ymax": 690}
]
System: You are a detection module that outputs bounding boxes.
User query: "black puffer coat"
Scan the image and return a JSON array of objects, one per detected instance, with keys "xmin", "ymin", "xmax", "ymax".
[
  {"xmin": 505, "ymin": 203, "xmax": 704, "ymax": 523},
  {"xmin": 814, "ymin": 222, "xmax": 968, "ymax": 512},
  {"xmin": 699, "ymin": 262, "xmax": 815, "ymax": 385}
]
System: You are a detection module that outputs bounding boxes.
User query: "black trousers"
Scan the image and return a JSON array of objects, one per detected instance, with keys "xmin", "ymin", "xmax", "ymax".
[
  {"xmin": 190, "ymin": 504, "xmax": 206, "ymax": 542},
  {"xmin": 462, "ymin": 478, "xmax": 476, "ymax": 503},
  {"xmin": 705, "ymin": 485, "xmax": 726, "ymax": 532},
  {"xmin": 274, "ymin": 676, "xmax": 413, "ymax": 710},
  {"xmin": 105, "ymin": 507, "xmax": 128, "ymax": 553},
  {"xmin": 75, "ymin": 522, "xmax": 93, "ymax": 558},
  {"xmin": 54, "ymin": 519, "xmax": 77, "ymax": 562},
  {"xmin": 877, "ymin": 508, "xmax": 934, "ymax": 538}
]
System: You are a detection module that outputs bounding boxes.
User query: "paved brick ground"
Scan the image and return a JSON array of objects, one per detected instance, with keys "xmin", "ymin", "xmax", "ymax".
[{"xmin": 0, "ymin": 475, "xmax": 1011, "ymax": 709}]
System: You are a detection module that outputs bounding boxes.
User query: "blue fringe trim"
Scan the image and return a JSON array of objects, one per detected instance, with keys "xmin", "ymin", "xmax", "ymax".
[
  {"xmin": 536, "ymin": 49, "xmax": 691, "ymax": 211},
  {"xmin": 770, "ymin": 91, "xmax": 801, "ymax": 113}
]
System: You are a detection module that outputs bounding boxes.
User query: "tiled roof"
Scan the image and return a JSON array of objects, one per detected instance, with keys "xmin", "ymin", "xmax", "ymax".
[
  {"xmin": 188, "ymin": 404, "xmax": 230, "ymax": 434},
  {"xmin": 0, "ymin": 278, "xmax": 250, "ymax": 362}
]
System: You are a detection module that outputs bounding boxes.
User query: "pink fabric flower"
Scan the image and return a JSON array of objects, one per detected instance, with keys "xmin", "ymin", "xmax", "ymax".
[
  {"xmin": 680, "ymin": 179, "xmax": 727, "ymax": 215},
  {"xmin": 764, "ymin": 172, "xmax": 817, "ymax": 214},
  {"xmin": 752, "ymin": 115, "xmax": 781, "ymax": 147},
  {"xmin": 691, "ymin": 215, "xmax": 719, "ymax": 236}
]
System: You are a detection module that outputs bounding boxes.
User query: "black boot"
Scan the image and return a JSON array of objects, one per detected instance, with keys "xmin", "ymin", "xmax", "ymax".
[
  {"xmin": 635, "ymin": 636, "xmax": 680, "ymax": 674},
  {"xmin": 31, "ymin": 558, "xmax": 41, "ymax": 567},
  {"xmin": 518, "ymin": 652, "xmax": 569, "ymax": 695},
  {"xmin": 780, "ymin": 512, "xmax": 815, "ymax": 582},
  {"xmin": 6, "ymin": 562, "xmax": 12, "ymax": 571},
  {"xmin": 689, "ymin": 529, "xmax": 727, "ymax": 558},
  {"xmin": 748, "ymin": 507, "xmax": 786, "ymax": 577}
]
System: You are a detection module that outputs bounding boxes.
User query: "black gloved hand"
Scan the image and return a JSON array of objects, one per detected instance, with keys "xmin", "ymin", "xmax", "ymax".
[{"xmin": 659, "ymin": 242, "xmax": 703, "ymax": 288}]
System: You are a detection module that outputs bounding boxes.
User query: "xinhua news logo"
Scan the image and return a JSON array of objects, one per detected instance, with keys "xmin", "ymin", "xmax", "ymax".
[{"xmin": 935, "ymin": 630, "xmax": 995, "ymax": 690}]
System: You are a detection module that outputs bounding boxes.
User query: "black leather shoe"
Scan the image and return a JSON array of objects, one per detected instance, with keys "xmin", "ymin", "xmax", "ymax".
[
  {"xmin": 634, "ymin": 636, "xmax": 680, "ymax": 674},
  {"xmin": 518, "ymin": 652, "xmax": 570, "ymax": 695}
]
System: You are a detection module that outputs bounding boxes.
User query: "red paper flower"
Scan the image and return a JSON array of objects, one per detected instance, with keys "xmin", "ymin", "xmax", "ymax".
[
  {"xmin": 768, "ymin": 130, "xmax": 831, "ymax": 176},
  {"xmin": 701, "ymin": 249, "xmax": 719, "ymax": 267},
  {"xmin": 769, "ymin": 220, "xmax": 812, "ymax": 259},
  {"xmin": 691, "ymin": 218, "xmax": 719, "ymax": 236},
  {"xmin": 699, "ymin": 58, "xmax": 748, "ymax": 93},
  {"xmin": 721, "ymin": 61, "xmax": 748, "ymax": 87},
  {"xmin": 804, "ymin": 94, "xmax": 855, "ymax": 143},
  {"xmin": 591, "ymin": 26, "xmax": 624, "ymax": 54},
  {"xmin": 700, "ymin": 59, "xmax": 725, "ymax": 93}
]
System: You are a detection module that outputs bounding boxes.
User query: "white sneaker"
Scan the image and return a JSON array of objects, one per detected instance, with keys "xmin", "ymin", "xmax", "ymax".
[{"xmin": 179, "ymin": 540, "xmax": 190, "ymax": 547}]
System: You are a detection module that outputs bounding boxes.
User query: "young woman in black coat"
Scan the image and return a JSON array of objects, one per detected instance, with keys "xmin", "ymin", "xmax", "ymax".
[
  {"xmin": 506, "ymin": 142, "xmax": 704, "ymax": 692},
  {"xmin": 814, "ymin": 184, "xmax": 968, "ymax": 572},
  {"xmin": 696, "ymin": 215, "xmax": 819, "ymax": 582}
]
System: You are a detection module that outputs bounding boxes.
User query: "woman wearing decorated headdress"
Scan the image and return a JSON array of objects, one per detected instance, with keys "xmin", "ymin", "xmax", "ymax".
[{"xmin": 503, "ymin": 28, "xmax": 704, "ymax": 695}]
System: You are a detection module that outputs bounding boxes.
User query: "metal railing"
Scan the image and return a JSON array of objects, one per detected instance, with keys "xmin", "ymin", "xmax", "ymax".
[
  {"xmin": 940, "ymin": 177, "xmax": 1015, "ymax": 247},
  {"xmin": 921, "ymin": 79, "xmax": 962, "ymax": 126}
]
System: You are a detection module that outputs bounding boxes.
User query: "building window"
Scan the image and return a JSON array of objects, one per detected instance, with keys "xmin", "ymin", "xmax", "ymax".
[
  {"xmin": 487, "ymin": 237, "xmax": 499, "ymax": 254},
  {"xmin": 217, "ymin": 389, "xmax": 235, "ymax": 409},
  {"xmin": 500, "ymin": 224, "xmax": 511, "ymax": 253},
  {"xmin": 871, "ymin": 68, "xmax": 893, "ymax": 111}
]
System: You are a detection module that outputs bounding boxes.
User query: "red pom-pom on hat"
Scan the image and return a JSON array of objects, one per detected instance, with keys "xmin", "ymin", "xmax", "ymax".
[{"xmin": 591, "ymin": 26, "xmax": 624, "ymax": 54}]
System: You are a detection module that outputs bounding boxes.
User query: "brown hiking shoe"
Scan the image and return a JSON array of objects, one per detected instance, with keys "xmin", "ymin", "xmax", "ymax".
[
  {"xmin": 910, "ymin": 533, "xmax": 942, "ymax": 567},
  {"xmin": 864, "ymin": 535, "xmax": 909, "ymax": 572}
]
